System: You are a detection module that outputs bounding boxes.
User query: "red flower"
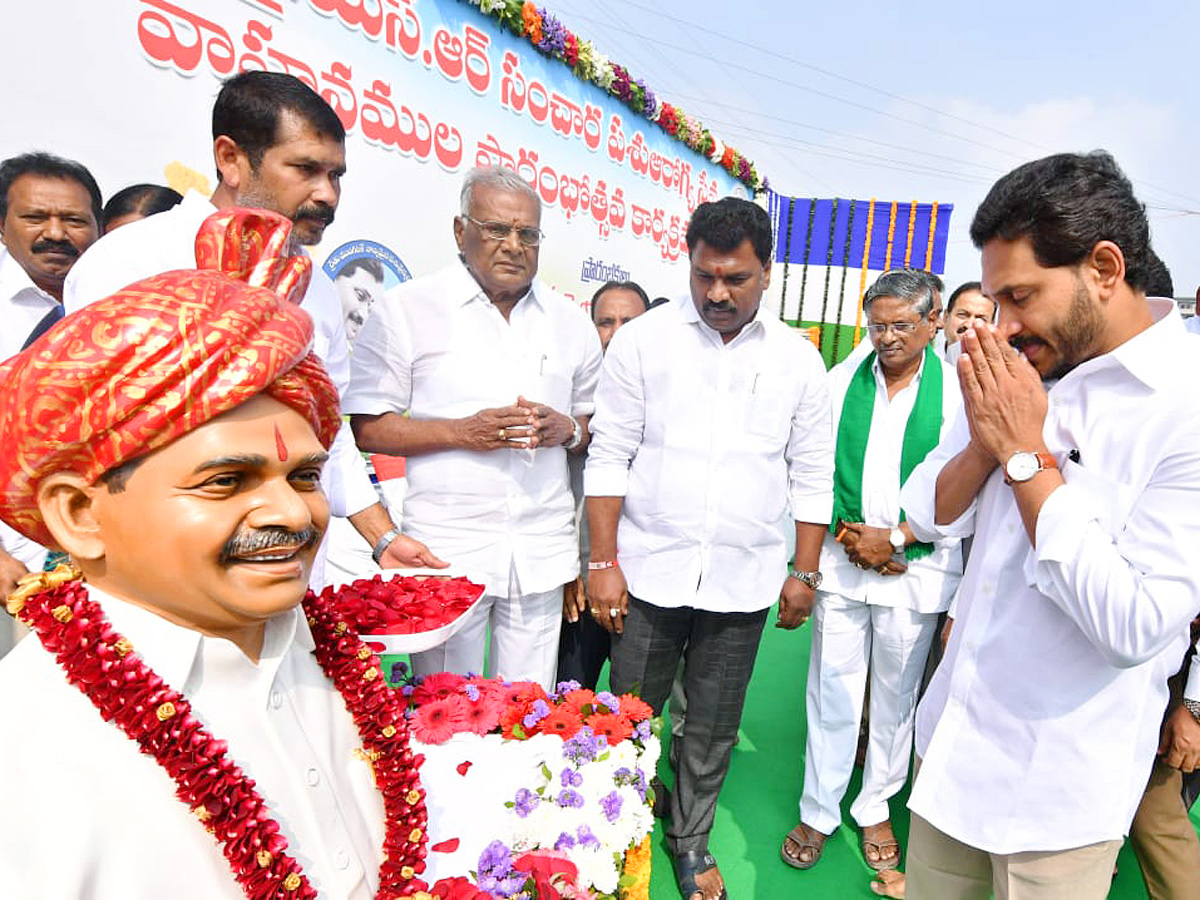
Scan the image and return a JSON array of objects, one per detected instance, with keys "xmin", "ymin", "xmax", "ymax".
[
  {"xmin": 514, "ymin": 850, "xmax": 579, "ymax": 900},
  {"xmin": 619, "ymin": 694, "xmax": 653, "ymax": 723},
  {"xmin": 410, "ymin": 672, "xmax": 466, "ymax": 706},
  {"xmin": 411, "ymin": 695, "xmax": 469, "ymax": 744},
  {"xmin": 560, "ymin": 688, "xmax": 596, "ymax": 719},
  {"xmin": 539, "ymin": 706, "xmax": 583, "ymax": 740},
  {"xmin": 430, "ymin": 876, "xmax": 490, "ymax": 899},
  {"xmin": 587, "ymin": 712, "xmax": 633, "ymax": 746},
  {"xmin": 461, "ymin": 697, "xmax": 502, "ymax": 736}
]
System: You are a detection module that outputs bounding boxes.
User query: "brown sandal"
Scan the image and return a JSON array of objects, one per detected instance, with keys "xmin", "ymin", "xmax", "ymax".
[
  {"xmin": 861, "ymin": 820, "xmax": 901, "ymax": 871},
  {"xmin": 780, "ymin": 822, "xmax": 827, "ymax": 870}
]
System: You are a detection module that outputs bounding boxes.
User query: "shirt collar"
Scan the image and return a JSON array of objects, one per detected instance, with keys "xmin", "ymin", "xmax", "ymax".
[
  {"xmin": 680, "ymin": 295, "xmax": 766, "ymax": 344},
  {"xmin": 1056, "ymin": 297, "xmax": 1183, "ymax": 392},
  {"xmin": 0, "ymin": 246, "xmax": 57, "ymax": 306},
  {"xmin": 871, "ymin": 345, "xmax": 928, "ymax": 390},
  {"xmin": 454, "ymin": 257, "xmax": 537, "ymax": 310},
  {"xmin": 87, "ymin": 583, "xmax": 309, "ymax": 702}
]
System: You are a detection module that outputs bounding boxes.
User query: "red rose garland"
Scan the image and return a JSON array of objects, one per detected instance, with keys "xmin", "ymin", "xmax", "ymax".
[{"xmin": 6, "ymin": 565, "xmax": 429, "ymax": 899}]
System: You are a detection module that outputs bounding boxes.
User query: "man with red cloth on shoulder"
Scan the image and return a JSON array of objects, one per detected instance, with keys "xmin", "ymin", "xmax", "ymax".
[{"xmin": 0, "ymin": 210, "xmax": 428, "ymax": 899}]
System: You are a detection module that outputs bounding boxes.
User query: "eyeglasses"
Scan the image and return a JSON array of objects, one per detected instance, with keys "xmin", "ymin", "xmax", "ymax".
[
  {"xmin": 462, "ymin": 215, "xmax": 544, "ymax": 247},
  {"xmin": 866, "ymin": 321, "xmax": 922, "ymax": 336}
]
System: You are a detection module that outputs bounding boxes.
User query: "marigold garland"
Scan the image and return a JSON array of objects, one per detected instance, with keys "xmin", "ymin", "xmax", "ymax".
[{"xmin": 7, "ymin": 565, "xmax": 429, "ymax": 900}]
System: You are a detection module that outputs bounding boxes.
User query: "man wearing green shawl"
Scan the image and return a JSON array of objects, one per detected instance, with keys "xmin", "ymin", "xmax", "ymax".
[{"xmin": 782, "ymin": 269, "xmax": 963, "ymax": 875}]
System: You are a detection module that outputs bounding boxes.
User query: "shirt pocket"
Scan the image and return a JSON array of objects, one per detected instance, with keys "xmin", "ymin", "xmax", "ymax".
[{"xmin": 744, "ymin": 378, "xmax": 793, "ymax": 442}]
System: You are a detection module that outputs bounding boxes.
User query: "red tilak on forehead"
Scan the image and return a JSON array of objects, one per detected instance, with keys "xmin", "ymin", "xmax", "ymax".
[
  {"xmin": 274, "ymin": 424, "xmax": 288, "ymax": 462},
  {"xmin": 715, "ymin": 265, "xmax": 725, "ymax": 278}
]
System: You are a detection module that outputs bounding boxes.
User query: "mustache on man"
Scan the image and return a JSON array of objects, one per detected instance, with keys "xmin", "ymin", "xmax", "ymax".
[
  {"xmin": 219, "ymin": 525, "xmax": 319, "ymax": 563},
  {"xmin": 31, "ymin": 238, "xmax": 80, "ymax": 257}
]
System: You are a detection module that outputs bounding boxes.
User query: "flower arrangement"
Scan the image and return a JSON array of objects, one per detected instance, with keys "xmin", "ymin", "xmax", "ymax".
[
  {"xmin": 460, "ymin": 0, "xmax": 764, "ymax": 190},
  {"xmin": 400, "ymin": 672, "xmax": 661, "ymax": 900}
]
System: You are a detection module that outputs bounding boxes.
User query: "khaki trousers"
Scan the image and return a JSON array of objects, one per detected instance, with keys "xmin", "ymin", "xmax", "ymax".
[{"xmin": 906, "ymin": 811, "xmax": 1123, "ymax": 900}]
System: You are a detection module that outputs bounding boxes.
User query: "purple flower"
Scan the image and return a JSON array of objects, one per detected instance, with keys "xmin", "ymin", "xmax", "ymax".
[
  {"xmin": 554, "ymin": 831, "xmax": 577, "ymax": 850},
  {"xmin": 595, "ymin": 691, "xmax": 620, "ymax": 713},
  {"xmin": 600, "ymin": 790, "xmax": 623, "ymax": 822},
  {"xmin": 478, "ymin": 839, "xmax": 512, "ymax": 874},
  {"xmin": 576, "ymin": 824, "xmax": 601, "ymax": 849},
  {"xmin": 563, "ymin": 726, "xmax": 600, "ymax": 763},
  {"xmin": 464, "ymin": 683, "xmax": 481, "ymax": 702},
  {"xmin": 513, "ymin": 787, "xmax": 540, "ymax": 818},
  {"xmin": 389, "ymin": 660, "xmax": 409, "ymax": 682},
  {"xmin": 634, "ymin": 719, "xmax": 652, "ymax": 741},
  {"xmin": 555, "ymin": 679, "xmax": 582, "ymax": 698},
  {"xmin": 401, "ymin": 684, "xmax": 415, "ymax": 697},
  {"xmin": 556, "ymin": 788, "xmax": 585, "ymax": 808},
  {"xmin": 523, "ymin": 698, "xmax": 551, "ymax": 729},
  {"xmin": 535, "ymin": 8, "xmax": 567, "ymax": 57},
  {"xmin": 560, "ymin": 767, "xmax": 583, "ymax": 787}
]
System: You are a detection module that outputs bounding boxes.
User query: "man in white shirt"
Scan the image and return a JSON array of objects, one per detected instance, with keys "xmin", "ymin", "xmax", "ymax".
[
  {"xmin": 64, "ymin": 71, "xmax": 440, "ymax": 582},
  {"xmin": 0, "ymin": 152, "xmax": 102, "ymax": 616},
  {"xmin": 942, "ymin": 281, "xmax": 996, "ymax": 352},
  {"xmin": 900, "ymin": 151, "xmax": 1200, "ymax": 898},
  {"xmin": 0, "ymin": 212, "xmax": 425, "ymax": 898},
  {"xmin": 585, "ymin": 198, "xmax": 834, "ymax": 900},
  {"xmin": 346, "ymin": 166, "xmax": 602, "ymax": 690},
  {"xmin": 781, "ymin": 269, "xmax": 962, "ymax": 875}
]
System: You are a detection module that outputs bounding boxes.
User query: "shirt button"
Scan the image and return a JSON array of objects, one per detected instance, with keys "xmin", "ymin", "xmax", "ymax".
[
  {"xmin": 306, "ymin": 767, "xmax": 320, "ymax": 787},
  {"xmin": 334, "ymin": 848, "xmax": 350, "ymax": 870},
  {"xmin": 270, "ymin": 691, "xmax": 283, "ymax": 709}
]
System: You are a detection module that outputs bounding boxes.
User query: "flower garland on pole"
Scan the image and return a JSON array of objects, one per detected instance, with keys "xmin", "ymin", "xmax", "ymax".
[{"xmin": 461, "ymin": 0, "xmax": 766, "ymax": 193}]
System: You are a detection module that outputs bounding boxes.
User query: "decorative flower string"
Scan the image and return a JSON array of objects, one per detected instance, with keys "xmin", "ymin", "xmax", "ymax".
[
  {"xmin": 461, "ymin": 0, "xmax": 764, "ymax": 191},
  {"xmin": 6, "ymin": 564, "xmax": 430, "ymax": 900}
]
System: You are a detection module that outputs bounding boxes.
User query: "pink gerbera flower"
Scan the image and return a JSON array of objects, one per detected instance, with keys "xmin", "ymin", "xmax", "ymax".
[
  {"xmin": 411, "ymin": 671, "xmax": 467, "ymax": 706},
  {"xmin": 411, "ymin": 695, "xmax": 469, "ymax": 744}
]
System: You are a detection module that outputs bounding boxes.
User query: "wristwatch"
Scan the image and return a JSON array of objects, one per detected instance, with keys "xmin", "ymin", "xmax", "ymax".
[
  {"xmin": 371, "ymin": 527, "xmax": 401, "ymax": 565},
  {"xmin": 889, "ymin": 528, "xmax": 906, "ymax": 553},
  {"xmin": 564, "ymin": 416, "xmax": 584, "ymax": 451},
  {"xmin": 1003, "ymin": 450, "xmax": 1058, "ymax": 485},
  {"xmin": 789, "ymin": 569, "xmax": 823, "ymax": 590},
  {"xmin": 1183, "ymin": 699, "xmax": 1200, "ymax": 723}
]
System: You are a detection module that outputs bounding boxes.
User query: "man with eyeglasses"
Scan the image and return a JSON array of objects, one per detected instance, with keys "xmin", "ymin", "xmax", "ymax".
[
  {"xmin": 782, "ymin": 269, "xmax": 962, "ymax": 877},
  {"xmin": 346, "ymin": 165, "xmax": 601, "ymax": 691}
]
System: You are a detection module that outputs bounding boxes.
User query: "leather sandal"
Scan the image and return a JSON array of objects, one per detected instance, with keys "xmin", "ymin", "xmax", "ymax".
[
  {"xmin": 673, "ymin": 849, "xmax": 727, "ymax": 900},
  {"xmin": 780, "ymin": 822, "xmax": 826, "ymax": 870},
  {"xmin": 861, "ymin": 820, "xmax": 901, "ymax": 871}
]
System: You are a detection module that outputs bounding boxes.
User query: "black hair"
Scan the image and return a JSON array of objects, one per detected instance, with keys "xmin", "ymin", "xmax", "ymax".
[
  {"xmin": 1144, "ymin": 250, "xmax": 1174, "ymax": 298},
  {"xmin": 685, "ymin": 197, "xmax": 773, "ymax": 266},
  {"xmin": 339, "ymin": 257, "xmax": 385, "ymax": 281},
  {"xmin": 0, "ymin": 152, "xmax": 102, "ymax": 224},
  {"xmin": 102, "ymin": 184, "xmax": 182, "ymax": 230},
  {"xmin": 590, "ymin": 280, "xmax": 649, "ymax": 321},
  {"xmin": 970, "ymin": 151, "xmax": 1151, "ymax": 292},
  {"xmin": 212, "ymin": 71, "xmax": 346, "ymax": 174},
  {"xmin": 946, "ymin": 280, "xmax": 994, "ymax": 316},
  {"xmin": 649, "ymin": 296, "xmax": 671, "ymax": 309}
]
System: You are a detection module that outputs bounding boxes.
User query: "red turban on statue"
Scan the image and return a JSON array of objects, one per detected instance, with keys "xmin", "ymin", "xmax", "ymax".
[{"xmin": 0, "ymin": 208, "xmax": 341, "ymax": 546}]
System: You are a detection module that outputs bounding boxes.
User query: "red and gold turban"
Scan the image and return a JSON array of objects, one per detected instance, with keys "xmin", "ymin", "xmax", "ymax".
[{"xmin": 0, "ymin": 208, "xmax": 341, "ymax": 546}]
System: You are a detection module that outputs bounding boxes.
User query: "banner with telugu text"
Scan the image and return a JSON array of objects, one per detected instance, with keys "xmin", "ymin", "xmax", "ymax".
[{"xmin": 1, "ymin": 0, "xmax": 745, "ymax": 324}]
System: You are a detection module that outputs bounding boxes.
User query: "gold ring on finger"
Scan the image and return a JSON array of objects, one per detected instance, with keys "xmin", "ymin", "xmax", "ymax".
[{"xmin": 498, "ymin": 427, "xmax": 507, "ymax": 439}]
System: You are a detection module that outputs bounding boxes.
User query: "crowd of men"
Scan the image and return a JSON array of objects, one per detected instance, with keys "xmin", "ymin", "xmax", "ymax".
[{"xmin": 1, "ymin": 69, "xmax": 1198, "ymax": 900}]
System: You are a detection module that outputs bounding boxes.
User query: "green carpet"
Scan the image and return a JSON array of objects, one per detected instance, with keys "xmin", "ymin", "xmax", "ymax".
[{"xmin": 641, "ymin": 621, "xmax": 1200, "ymax": 899}]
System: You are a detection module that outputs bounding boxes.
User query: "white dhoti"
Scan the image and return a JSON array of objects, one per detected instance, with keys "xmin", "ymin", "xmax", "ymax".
[{"xmin": 799, "ymin": 589, "xmax": 939, "ymax": 834}]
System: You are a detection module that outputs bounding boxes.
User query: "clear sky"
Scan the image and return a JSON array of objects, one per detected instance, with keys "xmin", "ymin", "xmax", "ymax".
[{"xmin": 542, "ymin": 0, "xmax": 1200, "ymax": 296}]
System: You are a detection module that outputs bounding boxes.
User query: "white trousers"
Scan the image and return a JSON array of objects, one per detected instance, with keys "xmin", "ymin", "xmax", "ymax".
[
  {"xmin": 800, "ymin": 589, "xmax": 938, "ymax": 834},
  {"xmin": 411, "ymin": 561, "xmax": 564, "ymax": 691}
]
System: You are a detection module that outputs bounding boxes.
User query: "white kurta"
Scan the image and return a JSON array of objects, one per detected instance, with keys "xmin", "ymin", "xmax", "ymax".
[
  {"xmin": 0, "ymin": 586, "xmax": 387, "ymax": 899},
  {"xmin": 902, "ymin": 299, "xmax": 1200, "ymax": 853},
  {"xmin": 343, "ymin": 261, "xmax": 602, "ymax": 596},
  {"xmin": 584, "ymin": 297, "xmax": 834, "ymax": 612}
]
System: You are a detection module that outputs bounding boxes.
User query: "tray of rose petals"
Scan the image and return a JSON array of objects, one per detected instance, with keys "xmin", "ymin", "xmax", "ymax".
[{"xmin": 319, "ymin": 569, "xmax": 487, "ymax": 655}]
